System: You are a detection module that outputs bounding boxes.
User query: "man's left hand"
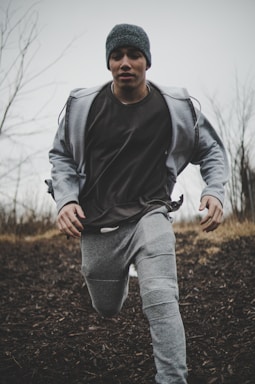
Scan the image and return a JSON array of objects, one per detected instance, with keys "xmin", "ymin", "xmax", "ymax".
[{"xmin": 199, "ymin": 195, "xmax": 223, "ymax": 232}]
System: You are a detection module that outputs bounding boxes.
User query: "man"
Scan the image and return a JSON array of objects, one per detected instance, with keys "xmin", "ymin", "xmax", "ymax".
[{"xmin": 48, "ymin": 24, "xmax": 228, "ymax": 384}]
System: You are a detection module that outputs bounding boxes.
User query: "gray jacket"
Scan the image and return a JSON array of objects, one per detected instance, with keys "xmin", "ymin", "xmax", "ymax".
[{"xmin": 49, "ymin": 82, "xmax": 229, "ymax": 213}]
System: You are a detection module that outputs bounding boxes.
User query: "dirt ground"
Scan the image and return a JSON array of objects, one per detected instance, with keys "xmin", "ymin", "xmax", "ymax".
[{"xmin": 0, "ymin": 227, "xmax": 254, "ymax": 384}]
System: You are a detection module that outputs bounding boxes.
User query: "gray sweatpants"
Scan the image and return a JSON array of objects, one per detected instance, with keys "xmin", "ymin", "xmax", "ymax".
[{"xmin": 81, "ymin": 206, "xmax": 187, "ymax": 384}]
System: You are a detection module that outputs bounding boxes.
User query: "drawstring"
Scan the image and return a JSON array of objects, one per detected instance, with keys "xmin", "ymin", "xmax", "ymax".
[{"xmin": 147, "ymin": 195, "xmax": 184, "ymax": 212}]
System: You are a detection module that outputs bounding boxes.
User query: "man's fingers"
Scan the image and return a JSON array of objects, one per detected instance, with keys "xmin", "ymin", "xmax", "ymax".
[
  {"xmin": 199, "ymin": 196, "xmax": 223, "ymax": 232},
  {"xmin": 201, "ymin": 208, "xmax": 223, "ymax": 232},
  {"xmin": 57, "ymin": 217, "xmax": 80, "ymax": 238},
  {"xmin": 57, "ymin": 204, "xmax": 85, "ymax": 238},
  {"xmin": 75, "ymin": 205, "xmax": 86, "ymax": 219}
]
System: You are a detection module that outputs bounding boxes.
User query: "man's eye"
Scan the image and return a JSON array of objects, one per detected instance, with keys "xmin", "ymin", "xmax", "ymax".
[
  {"xmin": 129, "ymin": 53, "xmax": 140, "ymax": 59},
  {"xmin": 111, "ymin": 53, "xmax": 122, "ymax": 60}
]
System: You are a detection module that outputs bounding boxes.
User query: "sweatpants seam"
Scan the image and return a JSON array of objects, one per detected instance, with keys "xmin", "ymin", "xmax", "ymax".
[
  {"xmin": 143, "ymin": 300, "xmax": 177, "ymax": 310},
  {"xmin": 135, "ymin": 253, "xmax": 175, "ymax": 267},
  {"xmin": 139, "ymin": 276, "xmax": 177, "ymax": 284},
  {"xmin": 86, "ymin": 277, "xmax": 124, "ymax": 283},
  {"xmin": 142, "ymin": 288, "xmax": 177, "ymax": 298},
  {"xmin": 148, "ymin": 312, "xmax": 180, "ymax": 322},
  {"xmin": 143, "ymin": 288, "xmax": 176, "ymax": 293}
]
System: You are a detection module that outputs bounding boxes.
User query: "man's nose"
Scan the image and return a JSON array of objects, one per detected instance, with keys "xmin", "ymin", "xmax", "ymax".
[{"xmin": 120, "ymin": 55, "xmax": 131, "ymax": 69}]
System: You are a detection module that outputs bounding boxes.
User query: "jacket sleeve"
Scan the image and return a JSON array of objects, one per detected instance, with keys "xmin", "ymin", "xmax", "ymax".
[
  {"xmin": 49, "ymin": 115, "xmax": 81, "ymax": 213},
  {"xmin": 191, "ymin": 111, "xmax": 229, "ymax": 206}
]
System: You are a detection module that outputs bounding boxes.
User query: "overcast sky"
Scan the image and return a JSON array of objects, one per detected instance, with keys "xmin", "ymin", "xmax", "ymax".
[{"xmin": 1, "ymin": 0, "xmax": 255, "ymax": 218}]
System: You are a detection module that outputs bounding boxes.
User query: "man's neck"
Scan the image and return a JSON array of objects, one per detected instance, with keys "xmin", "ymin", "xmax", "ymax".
[{"xmin": 111, "ymin": 82, "xmax": 150, "ymax": 104}]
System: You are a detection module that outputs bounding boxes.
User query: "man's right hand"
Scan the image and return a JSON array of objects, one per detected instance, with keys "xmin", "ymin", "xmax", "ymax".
[{"xmin": 57, "ymin": 203, "xmax": 85, "ymax": 238}]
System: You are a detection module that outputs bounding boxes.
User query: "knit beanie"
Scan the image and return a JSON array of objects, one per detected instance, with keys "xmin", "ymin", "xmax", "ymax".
[{"xmin": 106, "ymin": 23, "xmax": 151, "ymax": 69}]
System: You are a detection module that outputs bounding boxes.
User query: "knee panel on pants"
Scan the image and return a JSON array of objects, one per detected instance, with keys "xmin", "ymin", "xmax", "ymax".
[
  {"xmin": 84, "ymin": 276, "xmax": 129, "ymax": 318},
  {"xmin": 141, "ymin": 282, "xmax": 179, "ymax": 322}
]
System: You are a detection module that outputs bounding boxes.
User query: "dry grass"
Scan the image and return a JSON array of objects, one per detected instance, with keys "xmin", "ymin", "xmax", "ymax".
[
  {"xmin": 1, "ymin": 218, "xmax": 254, "ymax": 244},
  {"xmin": 174, "ymin": 218, "xmax": 255, "ymax": 268},
  {"xmin": 0, "ymin": 228, "xmax": 59, "ymax": 243},
  {"xmin": 173, "ymin": 218, "xmax": 255, "ymax": 243}
]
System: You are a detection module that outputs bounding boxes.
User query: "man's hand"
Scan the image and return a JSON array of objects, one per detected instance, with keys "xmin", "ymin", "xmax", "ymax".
[
  {"xmin": 199, "ymin": 195, "xmax": 223, "ymax": 232},
  {"xmin": 57, "ymin": 203, "xmax": 85, "ymax": 238}
]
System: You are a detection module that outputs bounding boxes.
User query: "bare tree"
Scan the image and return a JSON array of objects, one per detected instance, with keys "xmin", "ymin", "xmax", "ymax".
[
  {"xmin": 208, "ymin": 74, "xmax": 255, "ymax": 221},
  {"xmin": 0, "ymin": 1, "xmax": 75, "ymax": 218},
  {"xmin": 0, "ymin": 2, "xmax": 75, "ymax": 140},
  {"xmin": 0, "ymin": 2, "xmax": 40, "ymax": 138}
]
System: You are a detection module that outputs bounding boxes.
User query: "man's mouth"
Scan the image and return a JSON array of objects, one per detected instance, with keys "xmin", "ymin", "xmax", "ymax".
[{"xmin": 118, "ymin": 73, "xmax": 134, "ymax": 79}]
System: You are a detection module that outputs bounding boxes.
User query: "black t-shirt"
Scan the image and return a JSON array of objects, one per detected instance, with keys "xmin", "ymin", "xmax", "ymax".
[{"xmin": 80, "ymin": 83, "xmax": 172, "ymax": 228}]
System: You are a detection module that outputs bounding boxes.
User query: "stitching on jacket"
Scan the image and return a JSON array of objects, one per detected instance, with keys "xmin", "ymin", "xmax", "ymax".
[
  {"xmin": 187, "ymin": 98, "xmax": 199, "ymax": 161},
  {"xmin": 64, "ymin": 96, "xmax": 73, "ymax": 151}
]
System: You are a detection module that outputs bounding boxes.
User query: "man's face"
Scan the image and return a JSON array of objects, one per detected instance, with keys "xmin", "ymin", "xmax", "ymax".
[{"xmin": 109, "ymin": 46, "xmax": 148, "ymax": 90}]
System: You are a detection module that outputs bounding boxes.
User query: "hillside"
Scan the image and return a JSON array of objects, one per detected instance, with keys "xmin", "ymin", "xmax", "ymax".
[{"xmin": 0, "ymin": 222, "xmax": 254, "ymax": 384}]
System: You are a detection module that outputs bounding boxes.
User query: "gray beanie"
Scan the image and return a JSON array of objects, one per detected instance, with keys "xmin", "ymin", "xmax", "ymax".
[{"xmin": 106, "ymin": 23, "xmax": 151, "ymax": 69}]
